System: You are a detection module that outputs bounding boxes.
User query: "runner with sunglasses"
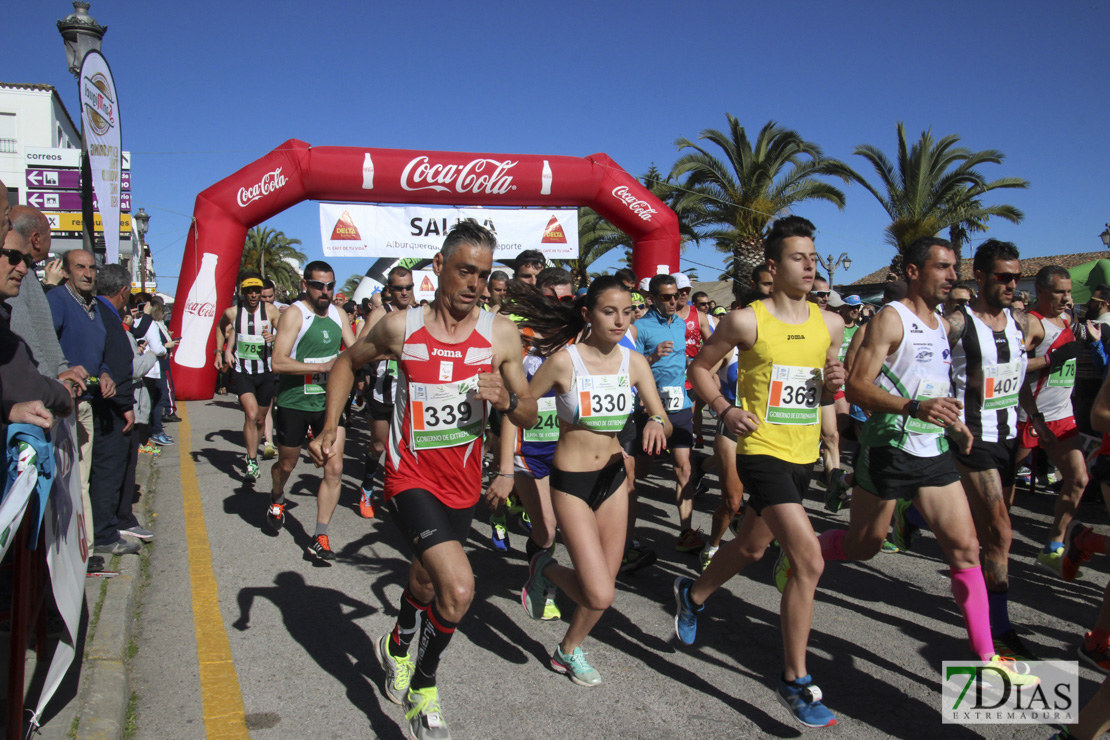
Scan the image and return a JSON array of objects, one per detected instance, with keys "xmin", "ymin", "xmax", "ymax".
[
  {"xmin": 809, "ymin": 275, "xmax": 846, "ymax": 511},
  {"xmin": 219, "ymin": 274, "xmax": 281, "ymax": 480},
  {"xmin": 269, "ymin": 262, "xmax": 357, "ymax": 562},
  {"xmin": 357, "ymin": 266, "xmax": 415, "ymax": 518},
  {"xmin": 513, "ymin": 275, "xmax": 671, "ymax": 686}
]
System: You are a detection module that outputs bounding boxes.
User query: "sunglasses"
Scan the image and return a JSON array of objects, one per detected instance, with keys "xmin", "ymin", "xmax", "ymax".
[
  {"xmin": 306, "ymin": 279, "xmax": 336, "ymax": 292},
  {"xmin": 656, "ymin": 293, "xmax": 679, "ymax": 302},
  {"xmin": 1, "ymin": 248, "xmax": 33, "ymax": 269},
  {"xmin": 633, "ymin": 304, "xmax": 646, "ymax": 310},
  {"xmin": 812, "ymin": 291, "xmax": 831, "ymax": 298},
  {"xmin": 546, "ymin": 294, "xmax": 576, "ymax": 304},
  {"xmin": 695, "ymin": 302, "xmax": 710, "ymax": 308},
  {"xmin": 389, "ymin": 283, "xmax": 414, "ymax": 292},
  {"xmin": 992, "ymin": 272, "xmax": 1021, "ymax": 284}
]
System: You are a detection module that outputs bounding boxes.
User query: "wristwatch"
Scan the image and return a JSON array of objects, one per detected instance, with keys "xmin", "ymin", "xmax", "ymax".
[
  {"xmin": 906, "ymin": 399, "xmax": 921, "ymax": 418},
  {"xmin": 504, "ymin": 391, "xmax": 519, "ymax": 415}
]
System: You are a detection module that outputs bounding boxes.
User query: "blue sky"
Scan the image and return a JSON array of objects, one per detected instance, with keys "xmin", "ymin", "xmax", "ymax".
[{"xmin": 7, "ymin": 0, "xmax": 1109, "ymax": 297}]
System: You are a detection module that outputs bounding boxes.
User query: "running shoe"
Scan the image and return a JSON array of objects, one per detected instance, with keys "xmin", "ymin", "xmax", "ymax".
[
  {"xmin": 676, "ymin": 528, "xmax": 706, "ymax": 553},
  {"xmin": 880, "ymin": 539, "xmax": 901, "ymax": 554},
  {"xmin": 359, "ymin": 487, "xmax": 376, "ymax": 519},
  {"xmin": 1036, "ymin": 547, "xmax": 1080, "ymax": 579},
  {"xmin": 619, "ymin": 544, "xmax": 657, "ymax": 574},
  {"xmin": 986, "ymin": 654, "xmax": 1041, "ymax": 688},
  {"xmin": 550, "ymin": 644, "xmax": 601, "ymax": 687},
  {"xmin": 522, "ymin": 549, "xmax": 554, "ymax": 619},
  {"xmin": 374, "ymin": 632, "xmax": 415, "ymax": 705},
  {"xmin": 892, "ymin": 498, "xmax": 918, "ymax": 552},
  {"xmin": 506, "ymin": 492, "xmax": 526, "ymax": 516},
  {"xmin": 491, "ymin": 514, "xmax": 509, "ymax": 553},
  {"xmin": 993, "ymin": 629, "xmax": 1038, "ymax": 665},
  {"xmin": 729, "ymin": 511, "xmax": 744, "ymax": 537},
  {"xmin": 261, "ymin": 441, "xmax": 277, "ymax": 460},
  {"xmin": 266, "ymin": 502, "xmax": 285, "ymax": 531},
  {"xmin": 673, "ymin": 576, "xmax": 702, "ymax": 645},
  {"xmin": 307, "ymin": 534, "xmax": 336, "ymax": 562},
  {"xmin": 151, "ymin": 433, "xmax": 175, "ymax": 446},
  {"xmin": 773, "ymin": 549, "xmax": 791, "ymax": 594},
  {"xmin": 119, "ymin": 524, "xmax": 154, "ymax": 540},
  {"xmin": 163, "ymin": 412, "xmax": 182, "ymax": 423},
  {"xmin": 1078, "ymin": 632, "xmax": 1110, "ymax": 674},
  {"xmin": 403, "ymin": 686, "xmax": 451, "ymax": 740},
  {"xmin": 138, "ymin": 443, "xmax": 159, "ymax": 456},
  {"xmin": 1062, "ymin": 519, "xmax": 1094, "ymax": 582},
  {"xmin": 699, "ymin": 544, "xmax": 718, "ymax": 573},
  {"xmin": 824, "ymin": 469, "xmax": 851, "ymax": 513},
  {"xmin": 516, "ymin": 511, "xmax": 532, "ymax": 536},
  {"xmin": 542, "ymin": 593, "xmax": 561, "ymax": 621},
  {"xmin": 776, "ymin": 674, "xmax": 837, "ymax": 728},
  {"xmin": 695, "ymin": 435, "xmax": 705, "ymax": 449},
  {"xmin": 246, "ymin": 459, "xmax": 260, "ymax": 480}
]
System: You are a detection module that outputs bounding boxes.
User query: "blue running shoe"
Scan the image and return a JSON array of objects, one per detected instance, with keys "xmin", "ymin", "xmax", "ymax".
[
  {"xmin": 491, "ymin": 512, "xmax": 509, "ymax": 553},
  {"xmin": 777, "ymin": 674, "xmax": 837, "ymax": 728},
  {"xmin": 673, "ymin": 576, "xmax": 703, "ymax": 645}
]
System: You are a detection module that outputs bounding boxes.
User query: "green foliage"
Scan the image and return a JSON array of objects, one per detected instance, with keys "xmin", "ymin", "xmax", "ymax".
[
  {"xmin": 846, "ymin": 123, "xmax": 1027, "ymax": 272},
  {"xmin": 240, "ymin": 227, "xmax": 307, "ymax": 301},
  {"xmin": 669, "ymin": 115, "xmax": 852, "ymax": 297},
  {"xmin": 342, "ymin": 274, "xmax": 363, "ymax": 297}
]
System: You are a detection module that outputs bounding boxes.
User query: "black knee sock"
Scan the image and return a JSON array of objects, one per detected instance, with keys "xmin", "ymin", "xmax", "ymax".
[
  {"xmin": 362, "ymin": 451, "xmax": 380, "ymax": 490},
  {"xmin": 526, "ymin": 536, "xmax": 543, "ymax": 560},
  {"xmin": 411, "ymin": 603, "xmax": 457, "ymax": 690},
  {"xmin": 388, "ymin": 588, "xmax": 430, "ymax": 658}
]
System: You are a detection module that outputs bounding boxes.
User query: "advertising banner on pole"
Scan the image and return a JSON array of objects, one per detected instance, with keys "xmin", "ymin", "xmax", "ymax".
[
  {"xmin": 319, "ymin": 204, "xmax": 578, "ymax": 260},
  {"xmin": 79, "ymin": 50, "xmax": 122, "ymax": 263}
]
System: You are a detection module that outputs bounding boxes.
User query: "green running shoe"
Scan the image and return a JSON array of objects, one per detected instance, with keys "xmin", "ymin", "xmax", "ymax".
[
  {"xmin": 880, "ymin": 539, "xmax": 901, "ymax": 554},
  {"xmin": 824, "ymin": 468, "xmax": 850, "ymax": 513},
  {"xmin": 551, "ymin": 644, "xmax": 601, "ymax": 687},
  {"xmin": 892, "ymin": 498, "xmax": 918, "ymax": 552},
  {"xmin": 773, "ymin": 549, "xmax": 791, "ymax": 594},
  {"xmin": 541, "ymin": 593, "xmax": 561, "ymax": 621},
  {"xmin": 246, "ymin": 458, "xmax": 261, "ymax": 480},
  {"xmin": 403, "ymin": 686, "xmax": 451, "ymax": 740},
  {"xmin": 699, "ymin": 545, "xmax": 718, "ymax": 573},
  {"xmin": 373, "ymin": 632, "xmax": 414, "ymax": 705},
  {"xmin": 506, "ymin": 492, "xmax": 526, "ymax": 516}
]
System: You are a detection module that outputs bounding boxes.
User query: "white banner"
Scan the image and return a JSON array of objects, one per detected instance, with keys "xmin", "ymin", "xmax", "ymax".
[
  {"xmin": 33, "ymin": 418, "xmax": 87, "ymax": 730},
  {"xmin": 320, "ymin": 204, "xmax": 578, "ymax": 260},
  {"xmin": 80, "ymin": 50, "xmax": 122, "ymax": 263},
  {"xmin": 412, "ymin": 270, "xmax": 438, "ymax": 303}
]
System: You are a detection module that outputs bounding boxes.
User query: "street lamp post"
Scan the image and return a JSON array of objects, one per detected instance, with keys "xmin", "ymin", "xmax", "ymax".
[
  {"xmin": 815, "ymin": 252, "xmax": 852, "ymax": 288},
  {"xmin": 1100, "ymin": 224, "xmax": 1109, "ymax": 249},
  {"xmin": 133, "ymin": 207, "xmax": 149, "ymax": 292},
  {"xmin": 57, "ymin": 2, "xmax": 107, "ymax": 256}
]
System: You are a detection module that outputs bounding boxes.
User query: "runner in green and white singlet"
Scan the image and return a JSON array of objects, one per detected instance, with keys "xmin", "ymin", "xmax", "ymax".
[{"xmin": 269, "ymin": 261, "xmax": 357, "ymax": 562}]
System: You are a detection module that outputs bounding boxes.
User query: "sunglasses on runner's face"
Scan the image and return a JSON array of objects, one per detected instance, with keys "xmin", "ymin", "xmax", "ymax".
[
  {"xmin": 656, "ymin": 293, "xmax": 679, "ymax": 302},
  {"xmin": 0, "ymin": 248, "xmax": 33, "ymax": 269},
  {"xmin": 306, "ymin": 279, "xmax": 336, "ymax": 292},
  {"xmin": 695, "ymin": 301, "xmax": 710, "ymax": 308},
  {"xmin": 634, "ymin": 304, "xmax": 646, "ymax": 310},
  {"xmin": 390, "ymin": 283, "xmax": 414, "ymax": 292},
  {"xmin": 992, "ymin": 272, "xmax": 1021, "ymax": 284},
  {"xmin": 812, "ymin": 291, "xmax": 830, "ymax": 298}
]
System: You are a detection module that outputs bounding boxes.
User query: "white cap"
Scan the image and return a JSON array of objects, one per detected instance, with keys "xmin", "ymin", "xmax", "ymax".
[
  {"xmin": 671, "ymin": 272, "xmax": 692, "ymax": 290},
  {"xmin": 638, "ymin": 277, "xmax": 652, "ymax": 292}
]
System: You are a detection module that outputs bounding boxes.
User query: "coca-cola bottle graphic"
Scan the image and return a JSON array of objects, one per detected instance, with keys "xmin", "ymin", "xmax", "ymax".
[
  {"xmin": 541, "ymin": 160, "xmax": 553, "ymax": 195},
  {"xmin": 176, "ymin": 252, "xmax": 219, "ymax": 368}
]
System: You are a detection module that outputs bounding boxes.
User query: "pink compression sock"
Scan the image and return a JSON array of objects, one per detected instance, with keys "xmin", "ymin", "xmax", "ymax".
[
  {"xmin": 818, "ymin": 530, "xmax": 847, "ymax": 561},
  {"xmin": 950, "ymin": 566, "xmax": 994, "ymax": 661}
]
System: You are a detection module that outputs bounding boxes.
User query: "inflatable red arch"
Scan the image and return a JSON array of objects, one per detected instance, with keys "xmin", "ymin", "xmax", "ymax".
[{"xmin": 168, "ymin": 139, "xmax": 680, "ymax": 400}]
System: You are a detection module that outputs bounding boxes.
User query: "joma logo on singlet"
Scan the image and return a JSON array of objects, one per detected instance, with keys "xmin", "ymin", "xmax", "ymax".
[
  {"xmin": 432, "ymin": 348, "xmax": 462, "ymax": 358},
  {"xmin": 786, "ymin": 334, "xmax": 806, "ymax": 340}
]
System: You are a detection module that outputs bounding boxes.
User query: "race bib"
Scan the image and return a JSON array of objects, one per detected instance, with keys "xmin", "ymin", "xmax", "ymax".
[
  {"xmin": 905, "ymin": 378, "xmax": 951, "ymax": 435},
  {"xmin": 409, "ymin": 376, "xmax": 483, "ymax": 450},
  {"xmin": 386, "ymin": 359, "xmax": 398, "ymax": 377},
  {"xmin": 765, "ymin": 364, "xmax": 822, "ymax": 425},
  {"xmin": 983, "ymin": 361, "xmax": 1022, "ymax": 411},
  {"xmin": 237, "ymin": 334, "xmax": 264, "ymax": 361},
  {"xmin": 660, "ymin": 385, "xmax": 685, "ymax": 413},
  {"xmin": 303, "ymin": 355, "xmax": 336, "ymax": 395},
  {"xmin": 575, "ymin": 373, "xmax": 632, "ymax": 432},
  {"xmin": 1048, "ymin": 358, "xmax": 1077, "ymax": 388},
  {"xmin": 523, "ymin": 397, "xmax": 559, "ymax": 443}
]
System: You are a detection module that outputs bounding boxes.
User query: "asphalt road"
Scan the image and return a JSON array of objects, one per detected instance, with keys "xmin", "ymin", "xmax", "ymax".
[{"xmin": 128, "ymin": 398, "xmax": 1110, "ymax": 739}]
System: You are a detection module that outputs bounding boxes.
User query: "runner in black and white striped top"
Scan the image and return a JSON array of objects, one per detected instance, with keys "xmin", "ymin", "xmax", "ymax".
[
  {"xmin": 219, "ymin": 274, "xmax": 281, "ymax": 481},
  {"xmin": 945, "ymin": 239, "xmax": 1033, "ymax": 662}
]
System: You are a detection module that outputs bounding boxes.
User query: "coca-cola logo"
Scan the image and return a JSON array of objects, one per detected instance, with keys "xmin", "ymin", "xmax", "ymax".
[
  {"xmin": 401, "ymin": 156, "xmax": 517, "ymax": 195},
  {"xmin": 185, "ymin": 300, "xmax": 216, "ymax": 318},
  {"xmin": 237, "ymin": 167, "xmax": 287, "ymax": 208},
  {"xmin": 611, "ymin": 185, "xmax": 658, "ymax": 222}
]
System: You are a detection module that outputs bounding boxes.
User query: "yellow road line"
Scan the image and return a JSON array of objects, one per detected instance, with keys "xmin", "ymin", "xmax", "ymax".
[{"xmin": 178, "ymin": 404, "xmax": 250, "ymax": 738}]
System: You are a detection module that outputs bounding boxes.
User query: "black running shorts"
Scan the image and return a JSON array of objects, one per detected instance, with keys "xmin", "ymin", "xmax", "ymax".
[
  {"xmin": 954, "ymin": 439, "xmax": 1019, "ymax": 487},
  {"xmin": 855, "ymin": 445, "xmax": 961, "ymax": 501},
  {"xmin": 386, "ymin": 488, "xmax": 475, "ymax": 558},
  {"xmin": 233, "ymin": 371, "xmax": 275, "ymax": 407},
  {"xmin": 551, "ymin": 457, "xmax": 627, "ymax": 511},
  {"xmin": 274, "ymin": 406, "xmax": 326, "ymax": 448},
  {"xmin": 736, "ymin": 454, "xmax": 814, "ymax": 514}
]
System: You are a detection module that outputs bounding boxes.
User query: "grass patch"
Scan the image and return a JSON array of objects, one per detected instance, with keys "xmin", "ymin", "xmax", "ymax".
[{"xmin": 123, "ymin": 691, "xmax": 138, "ymax": 740}]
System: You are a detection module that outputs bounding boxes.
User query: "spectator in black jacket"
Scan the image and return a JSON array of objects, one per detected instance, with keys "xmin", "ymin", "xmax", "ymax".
[{"xmin": 89, "ymin": 264, "xmax": 140, "ymax": 555}]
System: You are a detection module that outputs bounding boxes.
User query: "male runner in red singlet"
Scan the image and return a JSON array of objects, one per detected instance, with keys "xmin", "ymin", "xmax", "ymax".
[
  {"xmin": 311, "ymin": 222, "xmax": 536, "ymax": 740},
  {"xmin": 1017, "ymin": 265, "xmax": 1089, "ymax": 576}
]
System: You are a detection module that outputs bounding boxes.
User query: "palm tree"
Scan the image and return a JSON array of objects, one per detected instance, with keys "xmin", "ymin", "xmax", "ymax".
[
  {"xmin": 847, "ymin": 123, "xmax": 1028, "ymax": 274},
  {"xmin": 240, "ymin": 226, "xmax": 307, "ymax": 300},
  {"xmin": 342, "ymin": 274, "xmax": 363, "ymax": 297},
  {"xmin": 669, "ymin": 115, "xmax": 853, "ymax": 298}
]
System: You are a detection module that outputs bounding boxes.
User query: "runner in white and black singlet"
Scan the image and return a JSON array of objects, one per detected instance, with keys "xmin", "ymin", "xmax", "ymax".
[
  {"xmin": 942, "ymin": 239, "xmax": 1034, "ymax": 661},
  {"xmin": 356, "ymin": 266, "xmax": 415, "ymax": 519},
  {"xmin": 218, "ymin": 274, "xmax": 281, "ymax": 481},
  {"xmin": 311, "ymin": 223, "xmax": 536, "ymax": 740}
]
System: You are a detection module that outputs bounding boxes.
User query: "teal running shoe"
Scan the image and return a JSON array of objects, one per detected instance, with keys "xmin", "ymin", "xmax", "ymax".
[{"xmin": 551, "ymin": 644, "xmax": 601, "ymax": 687}]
